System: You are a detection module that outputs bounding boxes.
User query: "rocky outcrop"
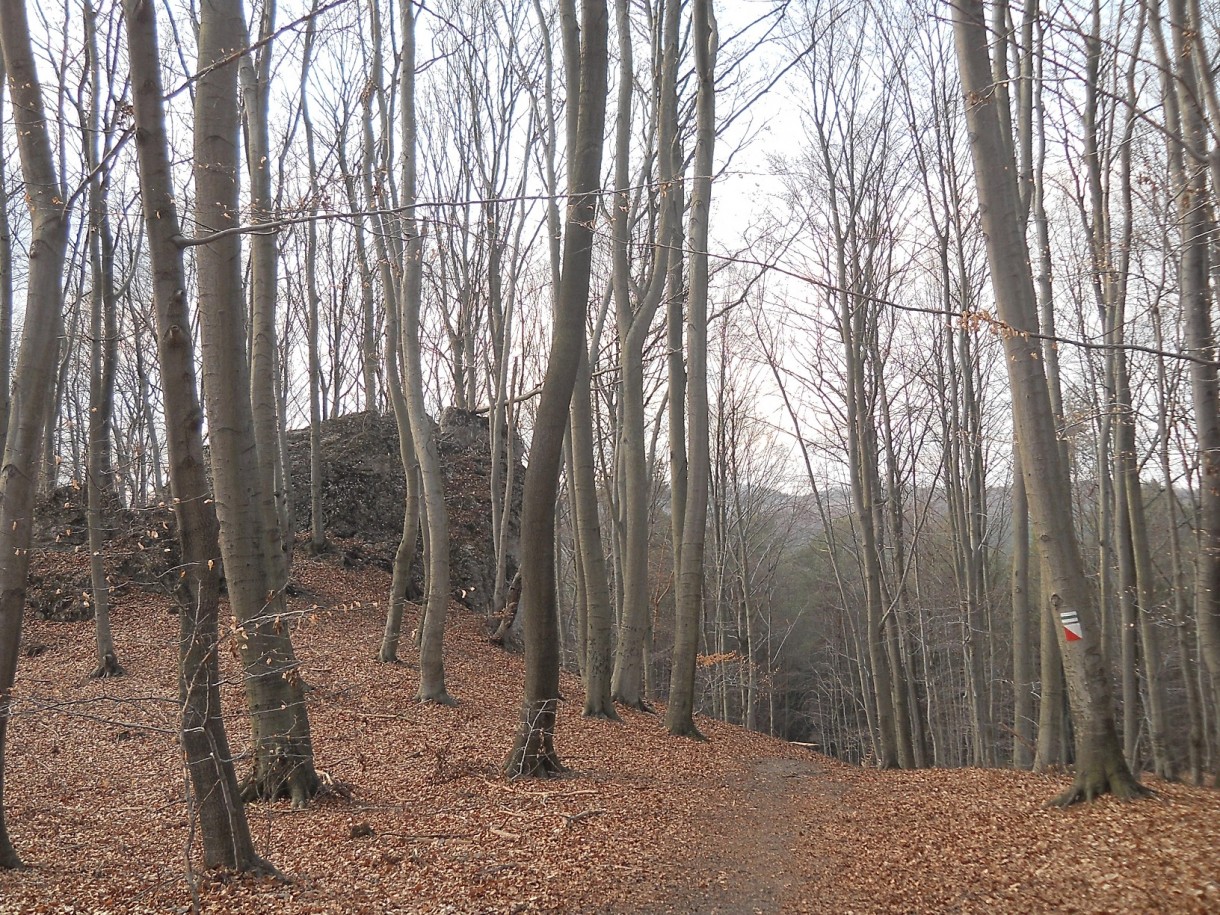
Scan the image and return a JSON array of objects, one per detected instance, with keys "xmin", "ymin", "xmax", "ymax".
[
  {"xmin": 28, "ymin": 409, "xmax": 523, "ymax": 620},
  {"xmin": 285, "ymin": 408, "xmax": 523, "ymax": 615}
]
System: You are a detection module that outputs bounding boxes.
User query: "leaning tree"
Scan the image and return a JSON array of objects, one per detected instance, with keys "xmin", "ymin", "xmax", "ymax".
[
  {"xmin": 506, "ymin": 0, "xmax": 609, "ymax": 778},
  {"xmin": 952, "ymin": 0, "xmax": 1145, "ymax": 804}
]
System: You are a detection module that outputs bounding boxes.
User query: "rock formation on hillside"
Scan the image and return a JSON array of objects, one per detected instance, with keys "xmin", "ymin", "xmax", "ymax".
[
  {"xmin": 285, "ymin": 408, "xmax": 523, "ymax": 615},
  {"xmin": 28, "ymin": 409, "xmax": 523, "ymax": 621}
]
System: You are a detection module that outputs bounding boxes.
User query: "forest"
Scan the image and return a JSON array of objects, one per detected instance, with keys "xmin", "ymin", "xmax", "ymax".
[{"xmin": 0, "ymin": 0, "xmax": 1218, "ymax": 908}]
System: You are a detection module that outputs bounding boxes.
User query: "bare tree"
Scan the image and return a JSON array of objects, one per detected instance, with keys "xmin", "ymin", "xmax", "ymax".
[
  {"xmin": 300, "ymin": 0, "xmax": 328, "ymax": 554},
  {"xmin": 507, "ymin": 0, "xmax": 608, "ymax": 778},
  {"xmin": 193, "ymin": 0, "xmax": 319, "ymax": 805},
  {"xmin": 1165, "ymin": 0, "xmax": 1220, "ymax": 787},
  {"xmin": 123, "ymin": 0, "xmax": 267, "ymax": 870},
  {"xmin": 242, "ymin": 0, "xmax": 295, "ymax": 592},
  {"xmin": 400, "ymin": 0, "xmax": 454, "ymax": 704},
  {"xmin": 0, "ymin": 0, "xmax": 72, "ymax": 867},
  {"xmin": 666, "ymin": 0, "xmax": 718, "ymax": 739},
  {"xmin": 0, "ymin": 41, "xmax": 11, "ymax": 447},
  {"xmin": 952, "ymin": 0, "xmax": 1145, "ymax": 804},
  {"xmin": 82, "ymin": 0, "xmax": 124, "ymax": 679}
]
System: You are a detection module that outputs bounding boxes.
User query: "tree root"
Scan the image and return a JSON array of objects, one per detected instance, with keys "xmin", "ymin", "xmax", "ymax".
[
  {"xmin": 302, "ymin": 538, "xmax": 331, "ymax": 557},
  {"xmin": 581, "ymin": 704, "xmax": 622, "ymax": 722},
  {"xmin": 207, "ymin": 856, "xmax": 284, "ymax": 881},
  {"xmin": 667, "ymin": 720, "xmax": 706, "ymax": 741},
  {"xmin": 240, "ymin": 758, "xmax": 320, "ymax": 809},
  {"xmin": 88, "ymin": 654, "xmax": 125, "ymax": 679},
  {"xmin": 418, "ymin": 689, "xmax": 458, "ymax": 707},
  {"xmin": 505, "ymin": 744, "xmax": 568, "ymax": 780},
  {"xmin": 505, "ymin": 699, "xmax": 568, "ymax": 779},
  {"xmin": 611, "ymin": 695, "xmax": 655, "ymax": 714},
  {"xmin": 1048, "ymin": 768, "xmax": 1152, "ymax": 808}
]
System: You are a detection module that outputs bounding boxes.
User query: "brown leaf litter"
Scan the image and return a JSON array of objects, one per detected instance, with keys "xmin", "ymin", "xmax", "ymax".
[{"xmin": 2, "ymin": 554, "xmax": 1217, "ymax": 914}]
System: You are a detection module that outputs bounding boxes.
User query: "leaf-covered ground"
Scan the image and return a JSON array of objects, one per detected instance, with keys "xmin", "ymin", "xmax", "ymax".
[{"xmin": 2, "ymin": 552, "xmax": 1218, "ymax": 914}]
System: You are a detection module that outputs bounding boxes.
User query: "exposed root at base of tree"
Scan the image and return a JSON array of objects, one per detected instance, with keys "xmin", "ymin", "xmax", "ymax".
[
  {"xmin": 203, "ymin": 856, "xmax": 285, "ymax": 882},
  {"xmin": 612, "ymin": 695, "xmax": 655, "ymax": 714},
  {"xmin": 417, "ymin": 690, "xmax": 458, "ymax": 706},
  {"xmin": 1048, "ymin": 768, "xmax": 1152, "ymax": 808},
  {"xmin": 240, "ymin": 753, "xmax": 321, "ymax": 809},
  {"xmin": 505, "ymin": 745, "xmax": 568, "ymax": 779},
  {"xmin": 302, "ymin": 538, "xmax": 331, "ymax": 557},
  {"xmin": 581, "ymin": 704, "xmax": 622, "ymax": 722},
  {"xmin": 506, "ymin": 699, "xmax": 568, "ymax": 779},
  {"xmin": 88, "ymin": 655, "xmax": 125, "ymax": 679},
  {"xmin": 666, "ymin": 720, "xmax": 706, "ymax": 741},
  {"xmin": 0, "ymin": 847, "xmax": 26, "ymax": 871}
]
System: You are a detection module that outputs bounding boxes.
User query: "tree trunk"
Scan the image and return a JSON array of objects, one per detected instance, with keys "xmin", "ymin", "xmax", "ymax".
[
  {"xmin": 1167, "ymin": 0, "xmax": 1220, "ymax": 789},
  {"xmin": 507, "ymin": 0, "xmax": 607, "ymax": 778},
  {"xmin": 241, "ymin": 0, "xmax": 293, "ymax": 589},
  {"xmin": 123, "ymin": 0, "xmax": 267, "ymax": 869},
  {"xmin": 300, "ymin": 5, "xmax": 327, "ymax": 554},
  {"xmin": 0, "ymin": 41, "xmax": 11, "ymax": 449},
  {"xmin": 1155, "ymin": 300, "xmax": 1205, "ymax": 782},
  {"xmin": 193, "ymin": 0, "xmax": 318, "ymax": 806},
  {"xmin": 0, "ymin": 0, "xmax": 72, "ymax": 867},
  {"xmin": 359, "ymin": 0, "xmax": 421, "ymax": 665},
  {"xmin": 1011, "ymin": 454, "xmax": 1035, "ymax": 768},
  {"xmin": 665, "ymin": 0, "xmax": 716, "ymax": 740},
  {"xmin": 399, "ymin": 0, "xmax": 453, "ymax": 704},
  {"xmin": 610, "ymin": 0, "xmax": 680, "ymax": 710},
  {"xmin": 570, "ymin": 347, "xmax": 618, "ymax": 720},
  {"xmin": 953, "ymin": 0, "xmax": 1145, "ymax": 804},
  {"xmin": 82, "ymin": 0, "xmax": 122, "ymax": 679}
]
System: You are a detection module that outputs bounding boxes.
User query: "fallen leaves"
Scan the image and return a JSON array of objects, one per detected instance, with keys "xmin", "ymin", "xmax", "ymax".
[{"xmin": 0, "ymin": 551, "xmax": 1217, "ymax": 913}]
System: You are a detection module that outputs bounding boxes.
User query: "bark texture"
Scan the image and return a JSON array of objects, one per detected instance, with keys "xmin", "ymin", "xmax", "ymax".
[
  {"xmin": 0, "ymin": 0, "xmax": 72, "ymax": 867},
  {"xmin": 124, "ymin": 0, "xmax": 267, "ymax": 870},
  {"xmin": 193, "ymin": 0, "xmax": 318, "ymax": 806},
  {"xmin": 952, "ymin": 0, "xmax": 1144, "ymax": 804},
  {"xmin": 507, "ymin": 0, "xmax": 608, "ymax": 778},
  {"xmin": 665, "ymin": 0, "xmax": 717, "ymax": 739}
]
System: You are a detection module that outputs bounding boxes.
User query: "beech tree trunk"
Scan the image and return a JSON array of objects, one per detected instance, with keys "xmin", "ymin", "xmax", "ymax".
[
  {"xmin": 1011, "ymin": 455, "xmax": 1035, "ymax": 769},
  {"xmin": 665, "ymin": 0, "xmax": 717, "ymax": 740},
  {"xmin": 610, "ymin": 0, "xmax": 679, "ymax": 711},
  {"xmin": 241, "ymin": 0, "xmax": 294, "ymax": 590},
  {"xmin": 399, "ymin": 0, "xmax": 454, "ymax": 704},
  {"xmin": 300, "ymin": 3, "xmax": 327, "ymax": 554},
  {"xmin": 123, "ymin": 0, "xmax": 266, "ymax": 870},
  {"xmin": 0, "ymin": 41, "xmax": 11, "ymax": 448},
  {"xmin": 952, "ymin": 0, "xmax": 1145, "ymax": 804},
  {"xmin": 193, "ymin": 0, "xmax": 318, "ymax": 806},
  {"xmin": 0, "ymin": 0, "xmax": 72, "ymax": 867},
  {"xmin": 570, "ymin": 346, "xmax": 617, "ymax": 720},
  {"xmin": 507, "ymin": 0, "xmax": 607, "ymax": 778},
  {"xmin": 1167, "ymin": 0, "xmax": 1220, "ymax": 789},
  {"xmin": 82, "ymin": 0, "xmax": 122, "ymax": 679}
]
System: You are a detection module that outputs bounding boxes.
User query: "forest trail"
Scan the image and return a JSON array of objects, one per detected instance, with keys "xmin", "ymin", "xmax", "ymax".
[
  {"xmin": 634, "ymin": 748, "xmax": 1220, "ymax": 915},
  {"xmin": 658, "ymin": 755, "xmax": 836, "ymax": 914},
  {"xmin": 2, "ymin": 550, "xmax": 1217, "ymax": 914}
]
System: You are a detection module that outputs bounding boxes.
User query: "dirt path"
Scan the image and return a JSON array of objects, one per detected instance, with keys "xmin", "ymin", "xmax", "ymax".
[
  {"xmin": 621, "ymin": 754, "xmax": 841, "ymax": 914},
  {"xmin": 616, "ymin": 755, "xmax": 1220, "ymax": 915}
]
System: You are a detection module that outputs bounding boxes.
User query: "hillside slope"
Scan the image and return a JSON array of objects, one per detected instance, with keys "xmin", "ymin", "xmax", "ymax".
[{"xmin": 2, "ymin": 552, "xmax": 1217, "ymax": 914}]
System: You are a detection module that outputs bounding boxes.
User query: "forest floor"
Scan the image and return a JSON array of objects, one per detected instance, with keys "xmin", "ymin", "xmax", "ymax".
[{"xmin": 2, "ymin": 550, "xmax": 1218, "ymax": 914}]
